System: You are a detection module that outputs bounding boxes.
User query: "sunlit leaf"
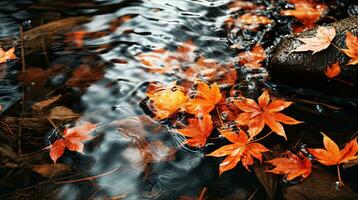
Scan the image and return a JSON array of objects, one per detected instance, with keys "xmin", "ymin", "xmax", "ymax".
[{"xmin": 342, "ymin": 32, "xmax": 358, "ymax": 66}]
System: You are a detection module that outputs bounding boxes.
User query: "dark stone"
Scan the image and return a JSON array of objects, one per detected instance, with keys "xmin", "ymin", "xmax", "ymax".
[{"xmin": 269, "ymin": 16, "xmax": 358, "ymax": 98}]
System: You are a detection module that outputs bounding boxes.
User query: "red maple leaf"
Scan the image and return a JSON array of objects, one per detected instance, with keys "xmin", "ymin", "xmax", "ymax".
[{"xmin": 46, "ymin": 122, "xmax": 96, "ymax": 163}]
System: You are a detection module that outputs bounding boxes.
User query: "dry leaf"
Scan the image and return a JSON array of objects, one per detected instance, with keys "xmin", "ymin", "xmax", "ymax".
[
  {"xmin": 293, "ymin": 26, "xmax": 336, "ymax": 54},
  {"xmin": 207, "ymin": 130, "xmax": 269, "ymax": 174},
  {"xmin": 32, "ymin": 95, "xmax": 61, "ymax": 112},
  {"xmin": 235, "ymin": 90, "xmax": 302, "ymax": 139},
  {"xmin": 324, "ymin": 62, "xmax": 340, "ymax": 79},
  {"xmin": 342, "ymin": 32, "xmax": 358, "ymax": 66}
]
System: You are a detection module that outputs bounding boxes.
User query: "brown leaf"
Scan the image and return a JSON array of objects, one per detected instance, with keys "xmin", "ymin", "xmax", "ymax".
[
  {"xmin": 18, "ymin": 67, "xmax": 49, "ymax": 88},
  {"xmin": 31, "ymin": 163, "xmax": 71, "ymax": 178},
  {"xmin": 32, "ymin": 95, "xmax": 61, "ymax": 112},
  {"xmin": 48, "ymin": 106, "xmax": 79, "ymax": 119}
]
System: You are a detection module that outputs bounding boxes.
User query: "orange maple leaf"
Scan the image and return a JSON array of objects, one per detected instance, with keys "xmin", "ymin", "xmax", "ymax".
[
  {"xmin": 148, "ymin": 87, "xmax": 188, "ymax": 119},
  {"xmin": 307, "ymin": 133, "xmax": 358, "ymax": 186},
  {"xmin": 308, "ymin": 133, "xmax": 358, "ymax": 166},
  {"xmin": 185, "ymin": 82, "xmax": 222, "ymax": 115},
  {"xmin": 238, "ymin": 13, "xmax": 272, "ymax": 29},
  {"xmin": 342, "ymin": 32, "xmax": 358, "ymax": 66},
  {"xmin": 266, "ymin": 152, "xmax": 312, "ymax": 181},
  {"xmin": 324, "ymin": 62, "xmax": 340, "ymax": 79},
  {"xmin": 47, "ymin": 122, "xmax": 96, "ymax": 163},
  {"xmin": 281, "ymin": 0, "xmax": 327, "ymax": 30},
  {"xmin": 0, "ymin": 47, "xmax": 16, "ymax": 64},
  {"xmin": 176, "ymin": 114, "xmax": 213, "ymax": 148},
  {"xmin": 235, "ymin": 90, "xmax": 302, "ymax": 139},
  {"xmin": 237, "ymin": 44, "xmax": 266, "ymax": 68},
  {"xmin": 293, "ymin": 26, "xmax": 336, "ymax": 54},
  {"xmin": 207, "ymin": 130, "xmax": 269, "ymax": 175}
]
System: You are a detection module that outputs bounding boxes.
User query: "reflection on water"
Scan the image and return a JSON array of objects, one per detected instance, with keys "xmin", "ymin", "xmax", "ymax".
[{"xmin": 0, "ymin": 0, "xmax": 357, "ymax": 199}]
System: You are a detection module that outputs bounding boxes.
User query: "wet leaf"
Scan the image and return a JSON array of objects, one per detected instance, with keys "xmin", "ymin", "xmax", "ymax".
[
  {"xmin": 281, "ymin": 0, "xmax": 327, "ymax": 31},
  {"xmin": 46, "ymin": 122, "xmax": 96, "ymax": 163},
  {"xmin": 266, "ymin": 152, "xmax": 312, "ymax": 181},
  {"xmin": 176, "ymin": 114, "xmax": 213, "ymax": 148},
  {"xmin": 48, "ymin": 106, "xmax": 79, "ymax": 119},
  {"xmin": 342, "ymin": 32, "xmax": 358, "ymax": 66},
  {"xmin": 207, "ymin": 130, "xmax": 269, "ymax": 174},
  {"xmin": 31, "ymin": 163, "xmax": 71, "ymax": 178},
  {"xmin": 0, "ymin": 47, "xmax": 16, "ymax": 64},
  {"xmin": 235, "ymin": 90, "xmax": 302, "ymax": 139},
  {"xmin": 185, "ymin": 82, "xmax": 222, "ymax": 115},
  {"xmin": 237, "ymin": 44, "xmax": 266, "ymax": 68},
  {"xmin": 293, "ymin": 26, "xmax": 336, "ymax": 54},
  {"xmin": 238, "ymin": 13, "xmax": 272, "ymax": 29},
  {"xmin": 324, "ymin": 62, "xmax": 341, "ymax": 79},
  {"xmin": 307, "ymin": 133, "xmax": 358, "ymax": 166},
  {"xmin": 32, "ymin": 95, "xmax": 61, "ymax": 112},
  {"xmin": 228, "ymin": 1, "xmax": 256, "ymax": 12},
  {"xmin": 147, "ymin": 87, "xmax": 188, "ymax": 120}
]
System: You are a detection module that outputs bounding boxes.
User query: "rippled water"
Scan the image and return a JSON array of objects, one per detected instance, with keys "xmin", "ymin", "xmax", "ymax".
[{"xmin": 0, "ymin": 0, "xmax": 357, "ymax": 199}]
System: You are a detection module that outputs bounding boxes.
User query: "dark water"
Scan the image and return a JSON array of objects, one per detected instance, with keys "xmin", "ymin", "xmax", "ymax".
[{"xmin": 0, "ymin": 0, "xmax": 357, "ymax": 199}]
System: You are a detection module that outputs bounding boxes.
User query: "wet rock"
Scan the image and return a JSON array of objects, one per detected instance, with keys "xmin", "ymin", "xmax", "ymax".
[{"xmin": 269, "ymin": 16, "xmax": 358, "ymax": 98}]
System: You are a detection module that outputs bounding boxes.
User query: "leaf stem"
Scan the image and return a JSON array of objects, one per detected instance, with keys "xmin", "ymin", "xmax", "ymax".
[
  {"xmin": 215, "ymin": 107, "xmax": 225, "ymax": 127},
  {"xmin": 337, "ymin": 165, "xmax": 344, "ymax": 187},
  {"xmin": 249, "ymin": 131, "xmax": 272, "ymax": 143}
]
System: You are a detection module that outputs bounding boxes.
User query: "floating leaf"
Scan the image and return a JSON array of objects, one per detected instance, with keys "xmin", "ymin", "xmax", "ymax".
[
  {"xmin": 46, "ymin": 122, "xmax": 96, "ymax": 163},
  {"xmin": 207, "ymin": 130, "xmax": 269, "ymax": 174},
  {"xmin": 237, "ymin": 44, "xmax": 266, "ymax": 68},
  {"xmin": 235, "ymin": 90, "xmax": 302, "ymax": 139},
  {"xmin": 147, "ymin": 87, "xmax": 187, "ymax": 120},
  {"xmin": 176, "ymin": 114, "xmax": 213, "ymax": 148},
  {"xmin": 185, "ymin": 82, "xmax": 222, "ymax": 115},
  {"xmin": 0, "ymin": 47, "xmax": 16, "ymax": 64}
]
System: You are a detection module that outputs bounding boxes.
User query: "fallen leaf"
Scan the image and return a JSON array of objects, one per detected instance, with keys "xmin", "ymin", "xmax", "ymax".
[
  {"xmin": 147, "ymin": 87, "xmax": 188, "ymax": 120},
  {"xmin": 324, "ymin": 62, "xmax": 341, "ymax": 79},
  {"xmin": 238, "ymin": 13, "xmax": 272, "ymax": 28},
  {"xmin": 293, "ymin": 26, "xmax": 336, "ymax": 54},
  {"xmin": 32, "ymin": 95, "xmax": 62, "ymax": 112},
  {"xmin": 31, "ymin": 163, "xmax": 71, "ymax": 178},
  {"xmin": 185, "ymin": 82, "xmax": 222, "ymax": 115},
  {"xmin": 307, "ymin": 133, "xmax": 358, "ymax": 186},
  {"xmin": 281, "ymin": 0, "xmax": 327, "ymax": 32},
  {"xmin": 176, "ymin": 114, "xmax": 213, "ymax": 148},
  {"xmin": 235, "ymin": 90, "xmax": 302, "ymax": 139},
  {"xmin": 207, "ymin": 130, "xmax": 269, "ymax": 174},
  {"xmin": 307, "ymin": 133, "xmax": 358, "ymax": 166},
  {"xmin": 46, "ymin": 122, "xmax": 96, "ymax": 163},
  {"xmin": 48, "ymin": 106, "xmax": 79, "ymax": 119},
  {"xmin": 266, "ymin": 152, "xmax": 312, "ymax": 181},
  {"xmin": 228, "ymin": 1, "xmax": 256, "ymax": 12},
  {"xmin": 65, "ymin": 31, "xmax": 87, "ymax": 47},
  {"xmin": 342, "ymin": 32, "xmax": 358, "ymax": 66},
  {"xmin": 0, "ymin": 47, "xmax": 16, "ymax": 64},
  {"xmin": 18, "ymin": 67, "xmax": 49, "ymax": 87},
  {"xmin": 237, "ymin": 44, "xmax": 266, "ymax": 68}
]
